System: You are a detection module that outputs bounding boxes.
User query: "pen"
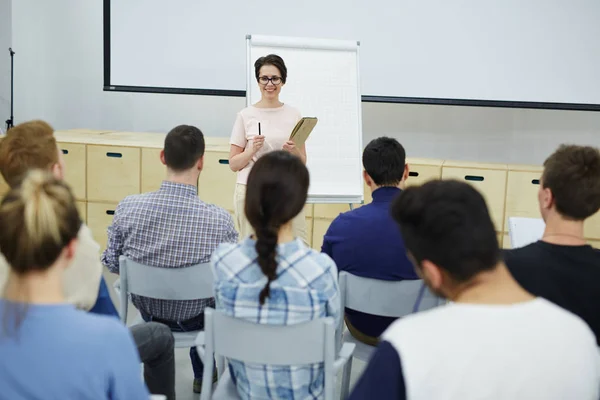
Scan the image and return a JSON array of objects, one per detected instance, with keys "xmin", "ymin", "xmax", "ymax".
[{"xmin": 258, "ymin": 122, "xmax": 261, "ymax": 135}]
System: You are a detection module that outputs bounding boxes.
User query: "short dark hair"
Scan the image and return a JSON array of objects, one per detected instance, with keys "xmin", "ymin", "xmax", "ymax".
[
  {"xmin": 542, "ymin": 144, "xmax": 600, "ymax": 220},
  {"xmin": 362, "ymin": 137, "xmax": 406, "ymax": 186},
  {"xmin": 391, "ymin": 180, "xmax": 500, "ymax": 282},
  {"xmin": 163, "ymin": 125, "xmax": 205, "ymax": 171},
  {"xmin": 245, "ymin": 151, "xmax": 309, "ymax": 305},
  {"xmin": 254, "ymin": 54, "xmax": 288, "ymax": 84}
]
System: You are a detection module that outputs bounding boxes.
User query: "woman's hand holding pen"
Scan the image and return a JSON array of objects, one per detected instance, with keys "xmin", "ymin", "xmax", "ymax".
[{"xmin": 250, "ymin": 135, "xmax": 265, "ymax": 154}]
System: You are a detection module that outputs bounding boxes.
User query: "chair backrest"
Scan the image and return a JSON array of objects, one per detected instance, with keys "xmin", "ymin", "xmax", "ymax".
[
  {"xmin": 338, "ymin": 271, "xmax": 440, "ymax": 318},
  {"xmin": 200, "ymin": 308, "xmax": 336, "ymax": 400},
  {"xmin": 119, "ymin": 256, "xmax": 213, "ymax": 322}
]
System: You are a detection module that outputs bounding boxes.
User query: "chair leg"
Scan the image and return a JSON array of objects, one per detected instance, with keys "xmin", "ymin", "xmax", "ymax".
[{"xmin": 340, "ymin": 357, "xmax": 353, "ymax": 400}]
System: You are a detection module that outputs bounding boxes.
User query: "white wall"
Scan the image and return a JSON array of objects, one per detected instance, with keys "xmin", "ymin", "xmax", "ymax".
[
  {"xmin": 0, "ymin": 0, "xmax": 11, "ymax": 131},
  {"xmin": 11, "ymin": 0, "xmax": 600, "ymax": 165}
]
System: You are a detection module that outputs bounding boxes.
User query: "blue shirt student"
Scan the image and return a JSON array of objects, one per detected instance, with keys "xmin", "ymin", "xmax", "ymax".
[
  {"xmin": 322, "ymin": 186, "xmax": 418, "ymax": 338},
  {"xmin": 0, "ymin": 300, "xmax": 149, "ymax": 399}
]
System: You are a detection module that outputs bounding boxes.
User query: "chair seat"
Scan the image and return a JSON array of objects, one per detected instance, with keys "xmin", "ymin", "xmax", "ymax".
[
  {"xmin": 130, "ymin": 315, "xmax": 202, "ymax": 348},
  {"xmin": 212, "ymin": 371, "xmax": 241, "ymax": 400},
  {"xmin": 342, "ymin": 329, "xmax": 375, "ymax": 362}
]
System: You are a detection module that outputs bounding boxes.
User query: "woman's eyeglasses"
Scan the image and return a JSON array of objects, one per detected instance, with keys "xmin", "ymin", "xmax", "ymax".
[{"xmin": 258, "ymin": 76, "xmax": 282, "ymax": 85}]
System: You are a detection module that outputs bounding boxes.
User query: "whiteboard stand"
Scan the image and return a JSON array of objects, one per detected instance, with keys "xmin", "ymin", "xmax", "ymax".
[{"xmin": 246, "ymin": 34, "xmax": 364, "ymax": 205}]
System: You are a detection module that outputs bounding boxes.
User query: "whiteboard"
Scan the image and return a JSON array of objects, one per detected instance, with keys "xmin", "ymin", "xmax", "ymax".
[
  {"xmin": 108, "ymin": 0, "xmax": 600, "ymax": 106},
  {"xmin": 247, "ymin": 35, "xmax": 363, "ymax": 204},
  {"xmin": 508, "ymin": 217, "xmax": 546, "ymax": 249}
]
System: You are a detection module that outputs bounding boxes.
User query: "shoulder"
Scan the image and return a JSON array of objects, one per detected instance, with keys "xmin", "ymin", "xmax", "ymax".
[
  {"xmin": 77, "ymin": 224, "xmax": 100, "ymax": 248},
  {"xmin": 536, "ymin": 298, "xmax": 596, "ymax": 335},
  {"xmin": 326, "ymin": 207, "xmax": 363, "ymax": 233},
  {"xmin": 283, "ymin": 104, "xmax": 302, "ymax": 118},
  {"xmin": 238, "ymin": 106, "xmax": 256, "ymax": 119},
  {"xmin": 211, "ymin": 242, "xmax": 245, "ymax": 272},
  {"xmin": 68, "ymin": 310, "xmax": 132, "ymax": 343},
  {"xmin": 295, "ymin": 249, "xmax": 339, "ymax": 285},
  {"xmin": 503, "ymin": 242, "xmax": 543, "ymax": 268},
  {"xmin": 382, "ymin": 305, "xmax": 452, "ymax": 351},
  {"xmin": 115, "ymin": 192, "xmax": 149, "ymax": 212},
  {"xmin": 199, "ymin": 203, "xmax": 235, "ymax": 225}
]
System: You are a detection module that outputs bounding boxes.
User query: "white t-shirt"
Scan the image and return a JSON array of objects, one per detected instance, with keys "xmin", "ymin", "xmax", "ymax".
[
  {"xmin": 349, "ymin": 298, "xmax": 600, "ymax": 400},
  {"xmin": 229, "ymin": 104, "xmax": 301, "ymax": 185}
]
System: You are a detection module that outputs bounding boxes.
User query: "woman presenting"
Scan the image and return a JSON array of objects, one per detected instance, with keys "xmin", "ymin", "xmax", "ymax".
[{"xmin": 229, "ymin": 54, "xmax": 308, "ymax": 244}]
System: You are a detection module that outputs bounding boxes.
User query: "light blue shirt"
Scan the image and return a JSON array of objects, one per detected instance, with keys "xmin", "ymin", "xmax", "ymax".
[
  {"xmin": 212, "ymin": 238, "xmax": 341, "ymax": 399},
  {"xmin": 0, "ymin": 300, "xmax": 149, "ymax": 400}
]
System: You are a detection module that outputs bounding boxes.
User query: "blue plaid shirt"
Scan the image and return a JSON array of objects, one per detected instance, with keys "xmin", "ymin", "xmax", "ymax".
[
  {"xmin": 101, "ymin": 181, "xmax": 238, "ymax": 321},
  {"xmin": 211, "ymin": 238, "xmax": 341, "ymax": 400}
]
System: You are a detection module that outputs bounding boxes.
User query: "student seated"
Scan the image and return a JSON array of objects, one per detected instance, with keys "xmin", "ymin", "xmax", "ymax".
[
  {"xmin": 322, "ymin": 137, "xmax": 417, "ymax": 345},
  {"xmin": 102, "ymin": 124, "xmax": 238, "ymax": 393},
  {"xmin": 0, "ymin": 171, "xmax": 149, "ymax": 399},
  {"xmin": 0, "ymin": 120, "xmax": 103, "ymax": 312},
  {"xmin": 504, "ymin": 144, "xmax": 600, "ymax": 344},
  {"xmin": 0, "ymin": 120, "xmax": 176, "ymax": 399},
  {"xmin": 349, "ymin": 180, "xmax": 599, "ymax": 400},
  {"xmin": 212, "ymin": 151, "xmax": 340, "ymax": 399}
]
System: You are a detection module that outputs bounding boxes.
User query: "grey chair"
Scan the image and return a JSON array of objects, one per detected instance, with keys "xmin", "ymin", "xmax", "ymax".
[
  {"xmin": 118, "ymin": 256, "xmax": 214, "ymax": 348},
  {"xmin": 338, "ymin": 271, "xmax": 442, "ymax": 399},
  {"xmin": 196, "ymin": 308, "xmax": 355, "ymax": 400}
]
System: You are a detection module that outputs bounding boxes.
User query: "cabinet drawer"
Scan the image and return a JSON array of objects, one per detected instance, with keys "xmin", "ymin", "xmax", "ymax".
[
  {"xmin": 504, "ymin": 170, "xmax": 542, "ymax": 232},
  {"xmin": 58, "ymin": 143, "xmax": 87, "ymax": 200},
  {"xmin": 441, "ymin": 166, "xmax": 507, "ymax": 232},
  {"xmin": 87, "ymin": 145, "xmax": 141, "ymax": 202},
  {"xmin": 198, "ymin": 151, "xmax": 236, "ymax": 212},
  {"xmin": 140, "ymin": 148, "xmax": 165, "ymax": 193},
  {"xmin": 87, "ymin": 202, "xmax": 118, "ymax": 252}
]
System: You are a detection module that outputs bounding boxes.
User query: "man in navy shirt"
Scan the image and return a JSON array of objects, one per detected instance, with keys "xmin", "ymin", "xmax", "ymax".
[{"xmin": 321, "ymin": 137, "xmax": 418, "ymax": 345}]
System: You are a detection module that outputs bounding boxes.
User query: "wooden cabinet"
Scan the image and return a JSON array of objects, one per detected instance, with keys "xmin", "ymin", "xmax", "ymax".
[
  {"xmin": 140, "ymin": 148, "xmax": 164, "ymax": 193},
  {"xmin": 57, "ymin": 142, "xmax": 87, "ymax": 200},
  {"xmin": 87, "ymin": 145, "xmax": 141, "ymax": 202},
  {"xmin": 76, "ymin": 201, "xmax": 87, "ymax": 224},
  {"xmin": 87, "ymin": 202, "xmax": 118, "ymax": 252},
  {"xmin": 442, "ymin": 161, "xmax": 508, "ymax": 232},
  {"xmin": 504, "ymin": 165, "xmax": 542, "ymax": 232},
  {"xmin": 198, "ymin": 151, "xmax": 236, "ymax": 212}
]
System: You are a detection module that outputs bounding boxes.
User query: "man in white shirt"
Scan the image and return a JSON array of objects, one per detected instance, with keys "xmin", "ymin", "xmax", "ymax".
[{"xmin": 349, "ymin": 180, "xmax": 599, "ymax": 400}]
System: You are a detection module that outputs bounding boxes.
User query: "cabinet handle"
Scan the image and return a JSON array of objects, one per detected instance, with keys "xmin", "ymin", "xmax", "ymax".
[
  {"xmin": 465, "ymin": 175, "xmax": 484, "ymax": 182},
  {"xmin": 532, "ymin": 179, "xmax": 540, "ymax": 185},
  {"xmin": 218, "ymin": 159, "xmax": 229, "ymax": 165},
  {"xmin": 106, "ymin": 210, "xmax": 115, "ymax": 215},
  {"xmin": 106, "ymin": 152, "xmax": 122, "ymax": 158},
  {"xmin": 61, "ymin": 149, "xmax": 69, "ymax": 155},
  {"xmin": 409, "ymin": 171, "xmax": 419, "ymax": 177}
]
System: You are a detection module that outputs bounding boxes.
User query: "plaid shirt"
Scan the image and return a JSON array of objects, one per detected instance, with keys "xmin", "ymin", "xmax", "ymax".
[
  {"xmin": 211, "ymin": 238, "xmax": 341, "ymax": 400},
  {"xmin": 101, "ymin": 181, "xmax": 238, "ymax": 321}
]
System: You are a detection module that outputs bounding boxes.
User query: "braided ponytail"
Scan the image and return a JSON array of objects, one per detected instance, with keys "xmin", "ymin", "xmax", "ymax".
[
  {"xmin": 256, "ymin": 224, "xmax": 278, "ymax": 305},
  {"xmin": 244, "ymin": 151, "xmax": 310, "ymax": 306}
]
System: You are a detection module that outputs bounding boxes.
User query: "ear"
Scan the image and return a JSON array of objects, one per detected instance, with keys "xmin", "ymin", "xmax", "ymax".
[
  {"xmin": 539, "ymin": 185, "xmax": 554, "ymax": 211},
  {"xmin": 197, "ymin": 155, "xmax": 204, "ymax": 171},
  {"xmin": 63, "ymin": 238, "xmax": 78, "ymax": 266},
  {"xmin": 403, "ymin": 164, "xmax": 410, "ymax": 181},
  {"xmin": 50, "ymin": 163, "xmax": 62, "ymax": 180},
  {"xmin": 159, "ymin": 150, "xmax": 167, "ymax": 166},
  {"xmin": 420, "ymin": 259, "xmax": 444, "ymax": 291},
  {"xmin": 363, "ymin": 170, "xmax": 373, "ymax": 187}
]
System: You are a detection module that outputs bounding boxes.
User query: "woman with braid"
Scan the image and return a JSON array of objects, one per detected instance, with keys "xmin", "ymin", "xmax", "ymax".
[
  {"xmin": 0, "ymin": 171, "xmax": 149, "ymax": 399},
  {"xmin": 212, "ymin": 151, "xmax": 340, "ymax": 399}
]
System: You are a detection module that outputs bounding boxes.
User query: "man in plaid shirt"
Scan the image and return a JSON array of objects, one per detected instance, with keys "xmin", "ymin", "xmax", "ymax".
[{"xmin": 101, "ymin": 125, "xmax": 238, "ymax": 393}]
